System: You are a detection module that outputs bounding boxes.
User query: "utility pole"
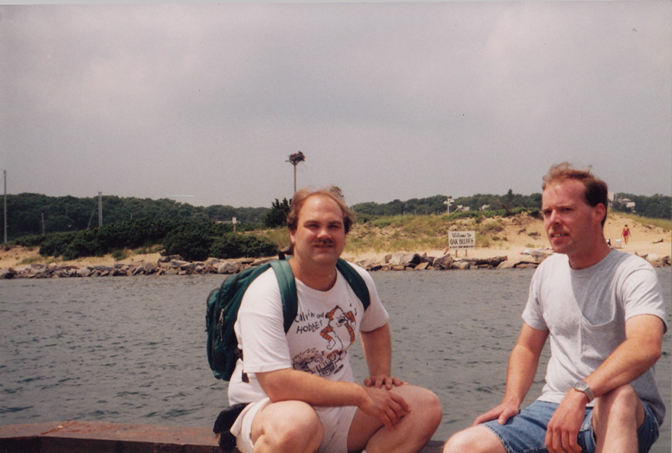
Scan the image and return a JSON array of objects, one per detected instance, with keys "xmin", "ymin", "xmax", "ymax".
[
  {"xmin": 3, "ymin": 170, "xmax": 6, "ymax": 243},
  {"xmin": 98, "ymin": 191, "xmax": 103, "ymax": 227},
  {"xmin": 444, "ymin": 196, "xmax": 453, "ymax": 214},
  {"xmin": 287, "ymin": 151, "xmax": 305, "ymax": 194}
]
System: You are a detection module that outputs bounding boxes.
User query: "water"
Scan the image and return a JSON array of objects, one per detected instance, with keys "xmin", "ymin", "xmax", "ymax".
[{"xmin": 1, "ymin": 269, "xmax": 670, "ymax": 450}]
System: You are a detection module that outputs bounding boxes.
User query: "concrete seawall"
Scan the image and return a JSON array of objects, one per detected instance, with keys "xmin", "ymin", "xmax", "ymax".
[{"xmin": 0, "ymin": 421, "xmax": 444, "ymax": 453}]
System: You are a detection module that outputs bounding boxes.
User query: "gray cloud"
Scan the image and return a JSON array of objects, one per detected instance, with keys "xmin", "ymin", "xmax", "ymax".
[{"xmin": 1, "ymin": 2, "xmax": 670, "ymax": 207}]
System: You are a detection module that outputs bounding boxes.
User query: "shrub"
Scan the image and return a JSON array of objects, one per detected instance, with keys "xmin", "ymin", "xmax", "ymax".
[
  {"xmin": 162, "ymin": 230, "xmax": 213, "ymax": 262},
  {"xmin": 476, "ymin": 234, "xmax": 490, "ymax": 248},
  {"xmin": 210, "ymin": 234, "xmax": 278, "ymax": 259},
  {"xmin": 35, "ymin": 218, "xmax": 236, "ymax": 260},
  {"xmin": 14, "ymin": 235, "xmax": 46, "ymax": 247},
  {"xmin": 112, "ymin": 249, "xmax": 130, "ymax": 261}
]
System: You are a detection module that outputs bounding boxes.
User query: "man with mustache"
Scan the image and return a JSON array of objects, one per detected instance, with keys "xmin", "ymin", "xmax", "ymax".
[
  {"xmin": 444, "ymin": 163, "xmax": 666, "ymax": 453},
  {"xmin": 226, "ymin": 186, "xmax": 442, "ymax": 453}
]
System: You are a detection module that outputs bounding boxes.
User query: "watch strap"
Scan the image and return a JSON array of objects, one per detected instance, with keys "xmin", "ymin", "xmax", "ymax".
[{"xmin": 573, "ymin": 380, "xmax": 595, "ymax": 403}]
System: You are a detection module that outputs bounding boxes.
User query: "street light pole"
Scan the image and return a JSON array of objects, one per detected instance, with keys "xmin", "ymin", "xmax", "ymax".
[
  {"xmin": 3, "ymin": 170, "xmax": 6, "ymax": 244},
  {"xmin": 98, "ymin": 191, "xmax": 103, "ymax": 227},
  {"xmin": 444, "ymin": 196, "xmax": 453, "ymax": 214}
]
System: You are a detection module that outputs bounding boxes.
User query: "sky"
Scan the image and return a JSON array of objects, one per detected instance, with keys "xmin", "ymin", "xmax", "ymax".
[{"xmin": 1, "ymin": 2, "xmax": 671, "ymax": 208}]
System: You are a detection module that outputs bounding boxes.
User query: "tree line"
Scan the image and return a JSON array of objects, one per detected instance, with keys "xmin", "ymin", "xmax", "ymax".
[
  {"xmin": 351, "ymin": 191, "xmax": 670, "ymax": 219},
  {"xmin": 6, "ymin": 191, "xmax": 667, "ymax": 243},
  {"xmin": 351, "ymin": 191, "xmax": 543, "ymax": 216},
  {"xmin": 3, "ymin": 191, "xmax": 668, "ymax": 262},
  {"xmin": 612, "ymin": 193, "xmax": 671, "ymax": 220},
  {"xmin": 3, "ymin": 193, "xmax": 270, "ymax": 241}
]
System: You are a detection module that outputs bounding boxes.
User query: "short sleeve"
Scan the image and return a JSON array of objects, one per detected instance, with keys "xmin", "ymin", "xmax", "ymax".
[
  {"xmin": 621, "ymin": 265, "xmax": 667, "ymax": 333},
  {"xmin": 522, "ymin": 264, "xmax": 549, "ymax": 331},
  {"xmin": 235, "ymin": 270, "xmax": 294, "ymax": 374},
  {"xmin": 350, "ymin": 263, "xmax": 389, "ymax": 333}
]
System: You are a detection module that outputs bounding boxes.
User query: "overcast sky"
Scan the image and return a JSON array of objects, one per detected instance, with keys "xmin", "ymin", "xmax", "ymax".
[{"xmin": 1, "ymin": 2, "xmax": 670, "ymax": 208}]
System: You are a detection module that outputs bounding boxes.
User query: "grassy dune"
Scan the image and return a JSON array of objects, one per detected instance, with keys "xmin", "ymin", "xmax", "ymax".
[{"xmin": 1, "ymin": 212, "xmax": 670, "ymax": 269}]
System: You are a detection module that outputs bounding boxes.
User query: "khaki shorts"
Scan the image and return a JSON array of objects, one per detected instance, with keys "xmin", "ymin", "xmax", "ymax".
[{"xmin": 231, "ymin": 397, "xmax": 358, "ymax": 453}]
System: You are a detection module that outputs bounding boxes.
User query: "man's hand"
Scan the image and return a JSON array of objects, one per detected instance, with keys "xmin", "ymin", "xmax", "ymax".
[
  {"xmin": 473, "ymin": 400, "xmax": 520, "ymax": 426},
  {"xmin": 364, "ymin": 375, "xmax": 406, "ymax": 390},
  {"xmin": 359, "ymin": 385, "xmax": 411, "ymax": 430},
  {"xmin": 544, "ymin": 389, "xmax": 587, "ymax": 453}
]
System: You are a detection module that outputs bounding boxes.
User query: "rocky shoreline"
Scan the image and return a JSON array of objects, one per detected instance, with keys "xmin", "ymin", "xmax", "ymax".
[{"xmin": 1, "ymin": 251, "xmax": 669, "ymax": 280}]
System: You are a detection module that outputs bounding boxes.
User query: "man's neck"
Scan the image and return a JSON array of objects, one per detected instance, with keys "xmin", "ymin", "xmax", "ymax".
[
  {"xmin": 288, "ymin": 257, "xmax": 338, "ymax": 291},
  {"xmin": 568, "ymin": 239, "xmax": 612, "ymax": 270}
]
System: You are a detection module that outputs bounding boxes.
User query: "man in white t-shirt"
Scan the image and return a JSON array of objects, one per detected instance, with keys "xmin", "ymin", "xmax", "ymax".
[
  {"xmin": 227, "ymin": 186, "xmax": 442, "ymax": 453},
  {"xmin": 444, "ymin": 163, "xmax": 666, "ymax": 453}
]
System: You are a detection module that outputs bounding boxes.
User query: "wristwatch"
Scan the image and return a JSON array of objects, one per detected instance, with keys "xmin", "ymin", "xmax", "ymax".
[{"xmin": 573, "ymin": 380, "xmax": 595, "ymax": 403}]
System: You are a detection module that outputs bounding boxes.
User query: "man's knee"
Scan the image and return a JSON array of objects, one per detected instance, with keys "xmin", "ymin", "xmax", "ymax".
[
  {"xmin": 599, "ymin": 384, "xmax": 640, "ymax": 409},
  {"xmin": 443, "ymin": 429, "xmax": 474, "ymax": 453},
  {"xmin": 444, "ymin": 426, "xmax": 504, "ymax": 453},
  {"xmin": 394, "ymin": 385, "xmax": 443, "ymax": 430},
  {"xmin": 253, "ymin": 401, "xmax": 324, "ymax": 452},
  {"xmin": 594, "ymin": 384, "xmax": 644, "ymax": 430}
]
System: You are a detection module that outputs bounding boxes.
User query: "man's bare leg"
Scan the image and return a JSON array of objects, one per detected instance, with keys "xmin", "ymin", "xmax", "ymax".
[
  {"xmin": 348, "ymin": 385, "xmax": 442, "ymax": 453},
  {"xmin": 251, "ymin": 400, "xmax": 324, "ymax": 453},
  {"xmin": 443, "ymin": 425, "xmax": 506, "ymax": 453},
  {"xmin": 592, "ymin": 385, "xmax": 645, "ymax": 453}
]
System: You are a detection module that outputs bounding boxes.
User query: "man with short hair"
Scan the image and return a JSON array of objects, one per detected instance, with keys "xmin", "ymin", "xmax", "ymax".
[
  {"xmin": 228, "ymin": 186, "xmax": 442, "ymax": 453},
  {"xmin": 444, "ymin": 163, "xmax": 666, "ymax": 453}
]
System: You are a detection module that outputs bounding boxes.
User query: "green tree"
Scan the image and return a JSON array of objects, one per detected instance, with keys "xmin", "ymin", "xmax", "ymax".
[
  {"xmin": 264, "ymin": 198, "xmax": 291, "ymax": 228},
  {"xmin": 45, "ymin": 215, "xmax": 75, "ymax": 233}
]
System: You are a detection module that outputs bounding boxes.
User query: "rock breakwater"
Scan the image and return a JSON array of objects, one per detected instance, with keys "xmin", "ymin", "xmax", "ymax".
[{"xmin": 1, "ymin": 252, "xmax": 669, "ymax": 280}]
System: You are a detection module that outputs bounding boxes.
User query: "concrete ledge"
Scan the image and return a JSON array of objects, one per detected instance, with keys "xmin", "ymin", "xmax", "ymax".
[
  {"xmin": 0, "ymin": 421, "xmax": 220, "ymax": 453},
  {"xmin": 0, "ymin": 421, "xmax": 444, "ymax": 453}
]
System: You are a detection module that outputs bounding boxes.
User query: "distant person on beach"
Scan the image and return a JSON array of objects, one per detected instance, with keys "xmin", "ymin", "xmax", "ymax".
[
  {"xmin": 444, "ymin": 163, "xmax": 666, "ymax": 453},
  {"xmin": 622, "ymin": 224, "xmax": 631, "ymax": 245},
  {"xmin": 224, "ymin": 186, "xmax": 441, "ymax": 453}
]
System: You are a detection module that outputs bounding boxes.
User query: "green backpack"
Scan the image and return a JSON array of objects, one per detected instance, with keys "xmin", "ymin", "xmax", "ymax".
[{"xmin": 206, "ymin": 257, "xmax": 371, "ymax": 381}]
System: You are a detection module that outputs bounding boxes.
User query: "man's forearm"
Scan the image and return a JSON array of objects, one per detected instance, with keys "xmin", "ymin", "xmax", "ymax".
[
  {"xmin": 501, "ymin": 323, "xmax": 548, "ymax": 407},
  {"xmin": 257, "ymin": 368, "xmax": 367, "ymax": 407},
  {"xmin": 502, "ymin": 342, "xmax": 542, "ymax": 406},
  {"xmin": 583, "ymin": 315, "xmax": 664, "ymax": 398},
  {"xmin": 256, "ymin": 366, "xmax": 410, "ymax": 430}
]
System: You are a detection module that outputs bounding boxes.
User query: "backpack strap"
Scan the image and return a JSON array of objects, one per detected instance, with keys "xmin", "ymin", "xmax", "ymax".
[
  {"xmin": 268, "ymin": 258, "xmax": 370, "ymax": 334},
  {"xmin": 269, "ymin": 259, "xmax": 298, "ymax": 333},
  {"xmin": 336, "ymin": 258, "xmax": 370, "ymax": 310}
]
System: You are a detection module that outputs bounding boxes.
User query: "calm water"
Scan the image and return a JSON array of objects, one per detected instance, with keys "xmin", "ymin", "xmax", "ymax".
[{"xmin": 1, "ymin": 269, "xmax": 670, "ymax": 450}]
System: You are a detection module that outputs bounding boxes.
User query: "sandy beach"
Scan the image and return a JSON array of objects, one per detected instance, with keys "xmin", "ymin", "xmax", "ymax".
[
  {"xmin": 1, "ymin": 213, "xmax": 669, "ymax": 270},
  {"xmin": 343, "ymin": 213, "xmax": 670, "ymax": 264}
]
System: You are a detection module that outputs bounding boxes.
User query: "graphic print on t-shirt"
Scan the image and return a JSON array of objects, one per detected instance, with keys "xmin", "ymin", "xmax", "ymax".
[{"xmin": 292, "ymin": 305, "xmax": 356, "ymax": 377}]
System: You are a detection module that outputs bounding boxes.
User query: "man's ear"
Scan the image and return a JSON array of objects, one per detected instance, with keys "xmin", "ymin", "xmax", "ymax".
[
  {"xmin": 594, "ymin": 203, "xmax": 606, "ymax": 225},
  {"xmin": 289, "ymin": 229, "xmax": 297, "ymax": 245}
]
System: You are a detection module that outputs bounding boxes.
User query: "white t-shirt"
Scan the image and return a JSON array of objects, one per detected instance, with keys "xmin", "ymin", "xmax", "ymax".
[
  {"xmin": 523, "ymin": 249, "xmax": 667, "ymax": 425},
  {"xmin": 228, "ymin": 262, "xmax": 390, "ymax": 405}
]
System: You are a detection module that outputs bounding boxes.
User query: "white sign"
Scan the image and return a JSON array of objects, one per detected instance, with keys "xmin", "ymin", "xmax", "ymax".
[
  {"xmin": 232, "ymin": 217, "xmax": 237, "ymax": 224},
  {"xmin": 448, "ymin": 231, "xmax": 476, "ymax": 250}
]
